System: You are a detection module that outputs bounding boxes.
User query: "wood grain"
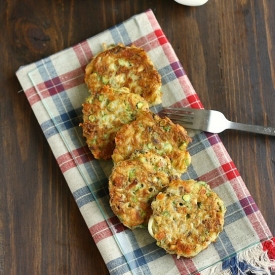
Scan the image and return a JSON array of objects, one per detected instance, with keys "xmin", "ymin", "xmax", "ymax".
[{"xmin": 1, "ymin": 0, "xmax": 274, "ymax": 274}]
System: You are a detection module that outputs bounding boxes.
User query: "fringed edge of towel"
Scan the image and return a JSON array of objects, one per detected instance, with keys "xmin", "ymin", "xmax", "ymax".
[{"xmin": 200, "ymin": 238, "xmax": 275, "ymax": 275}]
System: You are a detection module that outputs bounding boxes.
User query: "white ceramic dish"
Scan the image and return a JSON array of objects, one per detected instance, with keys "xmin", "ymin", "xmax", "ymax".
[{"xmin": 174, "ymin": 0, "xmax": 208, "ymax": 6}]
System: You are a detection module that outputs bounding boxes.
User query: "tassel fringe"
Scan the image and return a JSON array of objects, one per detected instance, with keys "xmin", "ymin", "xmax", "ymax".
[{"xmin": 200, "ymin": 239, "xmax": 275, "ymax": 275}]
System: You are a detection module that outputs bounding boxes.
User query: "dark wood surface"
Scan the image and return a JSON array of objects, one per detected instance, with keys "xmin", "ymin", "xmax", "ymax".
[{"xmin": 1, "ymin": 1, "xmax": 274, "ymax": 274}]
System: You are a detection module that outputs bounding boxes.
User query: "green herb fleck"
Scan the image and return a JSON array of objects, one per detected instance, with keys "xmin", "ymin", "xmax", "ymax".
[{"xmin": 162, "ymin": 210, "xmax": 170, "ymax": 217}]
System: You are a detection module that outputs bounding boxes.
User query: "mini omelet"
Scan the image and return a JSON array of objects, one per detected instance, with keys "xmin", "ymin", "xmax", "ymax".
[
  {"xmin": 80, "ymin": 85, "xmax": 149, "ymax": 160},
  {"xmin": 109, "ymin": 151, "xmax": 178, "ymax": 229},
  {"xmin": 84, "ymin": 44, "xmax": 162, "ymax": 106},
  {"xmin": 148, "ymin": 179, "xmax": 226, "ymax": 258},
  {"xmin": 112, "ymin": 111, "xmax": 192, "ymax": 175}
]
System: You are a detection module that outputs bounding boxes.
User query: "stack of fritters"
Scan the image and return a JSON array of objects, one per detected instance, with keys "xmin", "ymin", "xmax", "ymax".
[
  {"xmin": 81, "ymin": 44, "xmax": 226, "ymax": 258},
  {"xmin": 81, "ymin": 44, "xmax": 164, "ymax": 160}
]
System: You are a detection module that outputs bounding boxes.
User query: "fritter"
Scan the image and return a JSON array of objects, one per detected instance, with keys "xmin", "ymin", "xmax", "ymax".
[
  {"xmin": 84, "ymin": 44, "xmax": 162, "ymax": 106},
  {"xmin": 148, "ymin": 179, "xmax": 226, "ymax": 258},
  {"xmin": 80, "ymin": 85, "xmax": 149, "ymax": 160},
  {"xmin": 112, "ymin": 111, "xmax": 192, "ymax": 175},
  {"xmin": 109, "ymin": 151, "xmax": 178, "ymax": 229}
]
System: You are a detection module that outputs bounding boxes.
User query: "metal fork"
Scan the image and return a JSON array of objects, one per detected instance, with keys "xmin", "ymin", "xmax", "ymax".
[{"xmin": 161, "ymin": 107, "xmax": 275, "ymax": 136}]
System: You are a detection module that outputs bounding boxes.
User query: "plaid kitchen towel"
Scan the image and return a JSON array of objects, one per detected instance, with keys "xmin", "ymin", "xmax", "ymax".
[{"xmin": 16, "ymin": 9, "xmax": 275, "ymax": 275}]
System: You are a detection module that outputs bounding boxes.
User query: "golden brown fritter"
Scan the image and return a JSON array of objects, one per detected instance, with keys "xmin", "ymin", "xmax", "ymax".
[
  {"xmin": 109, "ymin": 151, "xmax": 178, "ymax": 229},
  {"xmin": 80, "ymin": 85, "xmax": 149, "ymax": 160},
  {"xmin": 148, "ymin": 179, "xmax": 226, "ymax": 258},
  {"xmin": 84, "ymin": 44, "xmax": 162, "ymax": 106},
  {"xmin": 112, "ymin": 111, "xmax": 192, "ymax": 175}
]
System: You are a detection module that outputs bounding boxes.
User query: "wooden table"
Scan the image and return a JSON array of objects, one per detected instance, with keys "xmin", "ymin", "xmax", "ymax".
[{"xmin": 1, "ymin": 1, "xmax": 274, "ymax": 274}]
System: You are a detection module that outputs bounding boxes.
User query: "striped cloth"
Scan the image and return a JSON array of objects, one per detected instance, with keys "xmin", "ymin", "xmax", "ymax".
[{"xmin": 16, "ymin": 9, "xmax": 273, "ymax": 275}]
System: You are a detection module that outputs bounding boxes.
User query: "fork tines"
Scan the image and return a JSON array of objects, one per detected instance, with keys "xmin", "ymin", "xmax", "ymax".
[{"xmin": 160, "ymin": 107, "xmax": 195, "ymax": 125}]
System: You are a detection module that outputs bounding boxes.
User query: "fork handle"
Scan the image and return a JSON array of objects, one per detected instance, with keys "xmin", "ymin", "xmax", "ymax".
[{"xmin": 229, "ymin": 121, "xmax": 275, "ymax": 136}]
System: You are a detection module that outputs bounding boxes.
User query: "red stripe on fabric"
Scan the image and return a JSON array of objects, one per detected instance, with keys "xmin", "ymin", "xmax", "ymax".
[
  {"xmin": 154, "ymin": 29, "xmax": 168, "ymax": 45},
  {"xmin": 222, "ymin": 161, "xmax": 240, "ymax": 180},
  {"xmin": 26, "ymin": 67, "xmax": 85, "ymax": 105},
  {"xmin": 35, "ymin": 68, "xmax": 84, "ymax": 96},
  {"xmin": 59, "ymin": 158, "xmax": 75, "ymax": 173},
  {"xmin": 133, "ymin": 35, "xmax": 157, "ymax": 53},
  {"xmin": 173, "ymin": 256, "xmax": 199, "ymax": 275},
  {"xmin": 186, "ymin": 94, "xmax": 203, "ymax": 108},
  {"xmin": 92, "ymin": 229, "xmax": 113, "ymax": 244},
  {"xmin": 73, "ymin": 41, "xmax": 93, "ymax": 69},
  {"xmin": 169, "ymin": 97, "xmax": 193, "ymax": 108},
  {"xmin": 81, "ymin": 40, "xmax": 93, "ymax": 60},
  {"xmin": 59, "ymin": 67, "xmax": 84, "ymax": 83},
  {"xmin": 90, "ymin": 220, "xmax": 113, "ymax": 243},
  {"xmin": 133, "ymin": 30, "xmax": 168, "ymax": 53},
  {"xmin": 44, "ymin": 79, "xmax": 63, "ymax": 96},
  {"xmin": 63, "ymin": 74, "xmax": 84, "ymax": 90},
  {"xmin": 146, "ymin": 32, "xmax": 161, "ymax": 50},
  {"xmin": 35, "ymin": 67, "xmax": 83, "ymax": 92},
  {"xmin": 56, "ymin": 146, "xmax": 94, "ymax": 173},
  {"xmin": 89, "ymin": 216, "xmax": 127, "ymax": 244},
  {"xmin": 25, "ymin": 86, "xmax": 41, "ymax": 105},
  {"xmin": 198, "ymin": 167, "xmax": 228, "ymax": 188},
  {"xmin": 132, "ymin": 36, "xmax": 149, "ymax": 48},
  {"xmin": 90, "ymin": 220, "xmax": 109, "ymax": 235}
]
